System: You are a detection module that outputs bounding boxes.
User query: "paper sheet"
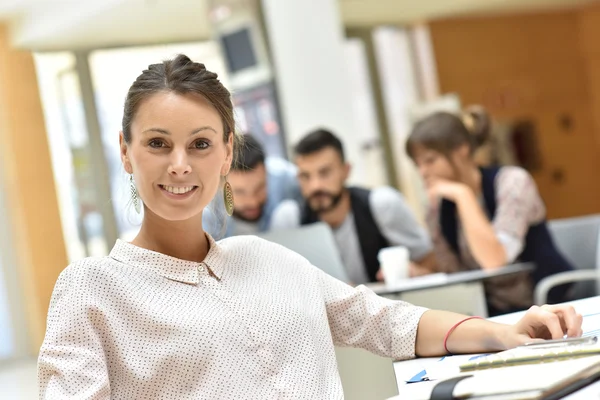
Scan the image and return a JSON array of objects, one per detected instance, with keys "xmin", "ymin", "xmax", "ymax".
[
  {"xmin": 582, "ymin": 312, "xmax": 600, "ymax": 338},
  {"xmin": 406, "ymin": 354, "xmax": 490, "ymax": 383}
]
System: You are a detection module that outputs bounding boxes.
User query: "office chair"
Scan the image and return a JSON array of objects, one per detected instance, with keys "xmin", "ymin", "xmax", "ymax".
[{"xmin": 534, "ymin": 214, "xmax": 600, "ymax": 305}]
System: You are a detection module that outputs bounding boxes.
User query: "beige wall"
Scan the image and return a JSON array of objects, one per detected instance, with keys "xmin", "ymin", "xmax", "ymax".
[{"xmin": 0, "ymin": 24, "xmax": 68, "ymax": 352}]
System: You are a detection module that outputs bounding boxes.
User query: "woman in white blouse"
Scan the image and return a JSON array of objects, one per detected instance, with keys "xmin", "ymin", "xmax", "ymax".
[{"xmin": 38, "ymin": 55, "xmax": 583, "ymax": 399}]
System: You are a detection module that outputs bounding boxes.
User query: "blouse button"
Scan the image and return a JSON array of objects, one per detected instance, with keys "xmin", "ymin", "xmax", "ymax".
[{"xmin": 198, "ymin": 264, "xmax": 205, "ymax": 273}]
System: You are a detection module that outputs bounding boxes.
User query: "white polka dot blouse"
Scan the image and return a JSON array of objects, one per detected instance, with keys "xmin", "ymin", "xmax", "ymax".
[{"xmin": 38, "ymin": 235, "xmax": 427, "ymax": 399}]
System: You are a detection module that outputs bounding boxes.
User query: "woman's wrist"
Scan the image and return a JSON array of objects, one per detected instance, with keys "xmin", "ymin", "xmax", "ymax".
[
  {"xmin": 487, "ymin": 323, "xmax": 512, "ymax": 352},
  {"xmin": 453, "ymin": 183, "xmax": 476, "ymax": 206}
]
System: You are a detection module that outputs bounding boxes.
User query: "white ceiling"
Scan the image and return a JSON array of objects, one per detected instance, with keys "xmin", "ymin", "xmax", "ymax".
[
  {"xmin": 7, "ymin": 0, "xmax": 212, "ymax": 50},
  {"xmin": 1, "ymin": 0, "xmax": 598, "ymax": 50}
]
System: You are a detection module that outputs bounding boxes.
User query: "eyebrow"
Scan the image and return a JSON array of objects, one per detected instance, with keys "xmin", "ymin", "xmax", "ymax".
[{"xmin": 141, "ymin": 126, "xmax": 218, "ymax": 135}]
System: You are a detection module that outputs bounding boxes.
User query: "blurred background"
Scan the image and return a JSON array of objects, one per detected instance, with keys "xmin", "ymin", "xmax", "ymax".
[{"xmin": 2, "ymin": 0, "xmax": 600, "ymax": 397}]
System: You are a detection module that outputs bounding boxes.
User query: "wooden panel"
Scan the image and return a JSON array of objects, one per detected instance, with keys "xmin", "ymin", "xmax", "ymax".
[
  {"xmin": 436, "ymin": 62, "xmax": 590, "ymax": 117},
  {"xmin": 582, "ymin": 58, "xmax": 600, "ymax": 147},
  {"xmin": 431, "ymin": 13, "xmax": 581, "ymax": 70},
  {"xmin": 578, "ymin": 2, "xmax": 600, "ymax": 57},
  {"xmin": 0, "ymin": 25, "xmax": 68, "ymax": 351},
  {"xmin": 529, "ymin": 108, "xmax": 600, "ymax": 218},
  {"xmin": 429, "ymin": 9, "xmax": 600, "ymax": 219},
  {"xmin": 578, "ymin": 3, "xmax": 600, "ymax": 148}
]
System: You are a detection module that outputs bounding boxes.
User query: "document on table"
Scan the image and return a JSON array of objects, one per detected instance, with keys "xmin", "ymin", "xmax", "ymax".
[
  {"xmin": 406, "ymin": 354, "xmax": 490, "ymax": 383},
  {"xmin": 583, "ymin": 311, "xmax": 600, "ymax": 338}
]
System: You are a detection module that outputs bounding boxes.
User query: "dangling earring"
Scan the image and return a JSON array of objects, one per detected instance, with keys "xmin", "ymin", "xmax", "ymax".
[
  {"xmin": 223, "ymin": 175, "xmax": 234, "ymax": 216},
  {"xmin": 130, "ymin": 174, "xmax": 141, "ymax": 214}
]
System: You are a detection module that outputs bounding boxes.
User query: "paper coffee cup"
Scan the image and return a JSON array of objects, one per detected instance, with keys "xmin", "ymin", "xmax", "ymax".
[{"xmin": 378, "ymin": 246, "xmax": 409, "ymax": 288}]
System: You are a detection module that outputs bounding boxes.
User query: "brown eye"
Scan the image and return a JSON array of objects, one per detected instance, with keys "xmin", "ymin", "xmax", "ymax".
[
  {"xmin": 193, "ymin": 140, "xmax": 209, "ymax": 150},
  {"xmin": 148, "ymin": 139, "xmax": 165, "ymax": 148}
]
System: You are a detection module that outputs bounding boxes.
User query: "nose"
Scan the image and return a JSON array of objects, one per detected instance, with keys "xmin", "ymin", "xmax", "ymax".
[
  {"xmin": 306, "ymin": 176, "xmax": 324, "ymax": 194},
  {"xmin": 168, "ymin": 149, "xmax": 192, "ymax": 176}
]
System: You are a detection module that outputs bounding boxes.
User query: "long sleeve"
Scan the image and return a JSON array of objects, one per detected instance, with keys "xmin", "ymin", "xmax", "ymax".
[
  {"xmin": 492, "ymin": 167, "xmax": 546, "ymax": 263},
  {"xmin": 369, "ymin": 187, "xmax": 433, "ymax": 261},
  {"xmin": 317, "ymin": 268, "xmax": 428, "ymax": 360},
  {"xmin": 38, "ymin": 267, "xmax": 111, "ymax": 399}
]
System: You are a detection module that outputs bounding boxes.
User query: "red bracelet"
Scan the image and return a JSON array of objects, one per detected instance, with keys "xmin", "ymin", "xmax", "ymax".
[{"xmin": 443, "ymin": 316, "xmax": 484, "ymax": 355}]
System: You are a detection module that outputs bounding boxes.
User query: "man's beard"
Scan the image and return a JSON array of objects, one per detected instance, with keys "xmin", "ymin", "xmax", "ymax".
[
  {"xmin": 307, "ymin": 189, "xmax": 344, "ymax": 214},
  {"xmin": 232, "ymin": 204, "xmax": 265, "ymax": 223}
]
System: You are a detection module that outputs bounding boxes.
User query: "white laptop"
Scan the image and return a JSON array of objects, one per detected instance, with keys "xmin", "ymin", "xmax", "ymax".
[{"xmin": 256, "ymin": 222, "xmax": 351, "ymax": 283}]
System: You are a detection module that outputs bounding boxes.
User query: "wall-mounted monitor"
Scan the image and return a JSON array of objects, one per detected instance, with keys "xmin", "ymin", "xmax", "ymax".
[
  {"xmin": 211, "ymin": 7, "xmax": 272, "ymax": 92},
  {"xmin": 220, "ymin": 27, "xmax": 258, "ymax": 74},
  {"xmin": 210, "ymin": 2, "xmax": 287, "ymax": 158}
]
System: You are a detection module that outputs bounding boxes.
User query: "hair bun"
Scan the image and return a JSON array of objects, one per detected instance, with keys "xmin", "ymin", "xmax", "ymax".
[{"xmin": 462, "ymin": 105, "xmax": 491, "ymax": 148}]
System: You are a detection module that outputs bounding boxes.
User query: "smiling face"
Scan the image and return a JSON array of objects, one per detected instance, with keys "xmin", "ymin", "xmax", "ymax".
[{"xmin": 120, "ymin": 91, "xmax": 233, "ymax": 222}]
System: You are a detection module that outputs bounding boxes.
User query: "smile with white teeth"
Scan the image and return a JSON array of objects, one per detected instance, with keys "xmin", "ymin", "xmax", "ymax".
[{"xmin": 161, "ymin": 185, "xmax": 196, "ymax": 195}]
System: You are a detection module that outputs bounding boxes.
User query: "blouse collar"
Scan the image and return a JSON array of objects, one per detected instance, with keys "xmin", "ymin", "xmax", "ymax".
[{"xmin": 109, "ymin": 234, "xmax": 224, "ymax": 284}]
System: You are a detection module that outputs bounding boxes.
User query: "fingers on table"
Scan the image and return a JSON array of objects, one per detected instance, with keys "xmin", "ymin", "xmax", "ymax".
[{"xmin": 540, "ymin": 304, "xmax": 583, "ymax": 337}]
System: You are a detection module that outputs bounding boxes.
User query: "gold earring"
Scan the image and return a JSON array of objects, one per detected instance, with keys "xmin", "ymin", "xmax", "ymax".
[
  {"xmin": 130, "ymin": 174, "xmax": 141, "ymax": 214},
  {"xmin": 223, "ymin": 175, "xmax": 234, "ymax": 216}
]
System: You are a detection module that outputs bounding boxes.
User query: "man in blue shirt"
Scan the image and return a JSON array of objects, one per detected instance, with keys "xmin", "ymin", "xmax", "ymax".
[{"xmin": 203, "ymin": 134, "xmax": 300, "ymax": 238}]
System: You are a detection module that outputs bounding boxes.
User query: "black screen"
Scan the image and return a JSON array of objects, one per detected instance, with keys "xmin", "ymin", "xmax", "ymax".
[{"xmin": 220, "ymin": 28, "xmax": 257, "ymax": 74}]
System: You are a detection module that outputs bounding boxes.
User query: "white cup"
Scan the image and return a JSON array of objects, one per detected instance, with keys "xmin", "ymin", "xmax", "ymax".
[{"xmin": 378, "ymin": 246, "xmax": 409, "ymax": 288}]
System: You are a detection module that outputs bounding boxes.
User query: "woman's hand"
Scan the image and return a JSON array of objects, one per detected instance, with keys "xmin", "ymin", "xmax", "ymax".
[
  {"xmin": 499, "ymin": 304, "xmax": 584, "ymax": 349},
  {"xmin": 416, "ymin": 305, "xmax": 584, "ymax": 357},
  {"xmin": 426, "ymin": 178, "xmax": 469, "ymax": 203},
  {"xmin": 409, "ymin": 262, "xmax": 432, "ymax": 277}
]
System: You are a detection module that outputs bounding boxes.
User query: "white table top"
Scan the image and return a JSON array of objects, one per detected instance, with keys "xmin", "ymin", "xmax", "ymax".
[
  {"xmin": 392, "ymin": 296, "xmax": 600, "ymax": 397},
  {"xmin": 368, "ymin": 262, "xmax": 534, "ymax": 295}
]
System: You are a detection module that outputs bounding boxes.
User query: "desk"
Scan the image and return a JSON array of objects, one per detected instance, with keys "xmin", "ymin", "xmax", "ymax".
[
  {"xmin": 370, "ymin": 263, "xmax": 534, "ymax": 296},
  {"xmin": 367, "ymin": 263, "xmax": 533, "ymax": 317},
  {"xmin": 392, "ymin": 296, "xmax": 600, "ymax": 399}
]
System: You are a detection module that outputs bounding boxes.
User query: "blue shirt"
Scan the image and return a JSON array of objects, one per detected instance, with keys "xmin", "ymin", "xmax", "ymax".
[{"xmin": 203, "ymin": 157, "xmax": 301, "ymax": 238}]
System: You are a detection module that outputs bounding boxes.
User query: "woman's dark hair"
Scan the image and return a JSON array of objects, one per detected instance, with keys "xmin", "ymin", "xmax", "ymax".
[
  {"xmin": 406, "ymin": 105, "xmax": 491, "ymax": 160},
  {"xmin": 122, "ymin": 54, "xmax": 237, "ymax": 148}
]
